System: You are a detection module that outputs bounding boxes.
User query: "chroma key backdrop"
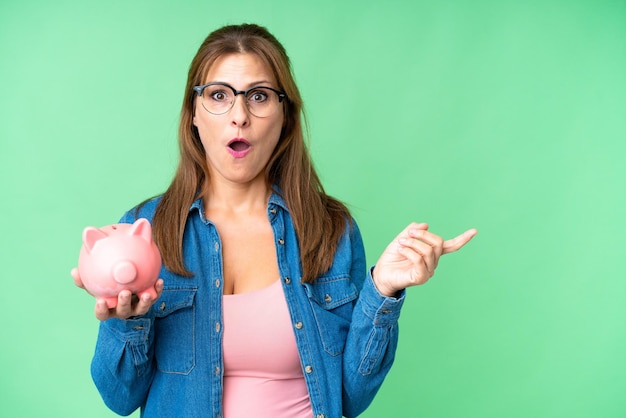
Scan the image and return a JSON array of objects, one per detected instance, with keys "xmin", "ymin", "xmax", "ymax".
[{"xmin": 1, "ymin": 0, "xmax": 625, "ymax": 417}]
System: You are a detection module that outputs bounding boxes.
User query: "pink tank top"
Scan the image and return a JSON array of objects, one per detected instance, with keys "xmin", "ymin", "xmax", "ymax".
[{"xmin": 222, "ymin": 280, "xmax": 313, "ymax": 418}]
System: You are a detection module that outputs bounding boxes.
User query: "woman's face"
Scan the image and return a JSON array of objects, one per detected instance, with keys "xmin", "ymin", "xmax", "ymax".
[{"xmin": 193, "ymin": 53, "xmax": 284, "ymax": 189}]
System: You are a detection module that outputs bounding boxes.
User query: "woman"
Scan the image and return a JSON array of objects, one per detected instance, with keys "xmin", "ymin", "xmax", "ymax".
[{"xmin": 75, "ymin": 23, "xmax": 476, "ymax": 418}]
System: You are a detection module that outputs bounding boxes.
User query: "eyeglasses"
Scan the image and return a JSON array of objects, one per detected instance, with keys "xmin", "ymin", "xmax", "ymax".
[{"xmin": 193, "ymin": 82, "xmax": 287, "ymax": 118}]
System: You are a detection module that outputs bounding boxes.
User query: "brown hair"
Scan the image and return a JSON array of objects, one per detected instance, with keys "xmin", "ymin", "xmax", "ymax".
[{"xmin": 150, "ymin": 23, "xmax": 351, "ymax": 283}]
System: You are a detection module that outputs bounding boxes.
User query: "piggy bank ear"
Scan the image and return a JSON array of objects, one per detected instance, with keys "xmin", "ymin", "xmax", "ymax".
[
  {"xmin": 83, "ymin": 227, "xmax": 108, "ymax": 254},
  {"xmin": 129, "ymin": 218, "xmax": 153, "ymax": 243}
]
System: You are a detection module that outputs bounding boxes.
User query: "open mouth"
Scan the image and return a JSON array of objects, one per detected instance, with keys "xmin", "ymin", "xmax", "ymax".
[
  {"xmin": 229, "ymin": 140, "xmax": 250, "ymax": 152},
  {"xmin": 227, "ymin": 138, "xmax": 252, "ymax": 157},
  {"xmin": 228, "ymin": 138, "xmax": 251, "ymax": 150}
]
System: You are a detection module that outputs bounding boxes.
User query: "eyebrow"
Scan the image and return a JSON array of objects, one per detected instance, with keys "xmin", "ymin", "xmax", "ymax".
[{"xmin": 205, "ymin": 80, "xmax": 275, "ymax": 89}]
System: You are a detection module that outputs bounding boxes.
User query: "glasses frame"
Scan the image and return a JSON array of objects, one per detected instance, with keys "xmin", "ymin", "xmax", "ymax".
[{"xmin": 192, "ymin": 82, "xmax": 287, "ymax": 117}]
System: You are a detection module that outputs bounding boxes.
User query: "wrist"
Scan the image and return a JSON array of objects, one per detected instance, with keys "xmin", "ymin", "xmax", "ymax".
[{"xmin": 372, "ymin": 266, "xmax": 402, "ymax": 298}]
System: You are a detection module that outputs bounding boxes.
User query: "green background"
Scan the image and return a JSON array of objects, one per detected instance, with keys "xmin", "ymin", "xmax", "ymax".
[{"xmin": 1, "ymin": 0, "xmax": 625, "ymax": 417}]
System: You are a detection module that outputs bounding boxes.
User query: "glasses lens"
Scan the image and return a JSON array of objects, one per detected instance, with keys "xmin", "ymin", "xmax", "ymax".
[
  {"xmin": 245, "ymin": 87, "xmax": 281, "ymax": 118},
  {"xmin": 201, "ymin": 85, "xmax": 234, "ymax": 115}
]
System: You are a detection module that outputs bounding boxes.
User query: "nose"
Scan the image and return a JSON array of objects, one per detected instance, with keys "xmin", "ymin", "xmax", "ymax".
[{"xmin": 230, "ymin": 94, "xmax": 250, "ymax": 127}]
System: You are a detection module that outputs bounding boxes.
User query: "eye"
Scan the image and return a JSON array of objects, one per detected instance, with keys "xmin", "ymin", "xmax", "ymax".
[
  {"xmin": 210, "ymin": 90, "xmax": 229, "ymax": 102},
  {"xmin": 205, "ymin": 85, "xmax": 232, "ymax": 102},
  {"xmin": 248, "ymin": 89, "xmax": 269, "ymax": 103}
]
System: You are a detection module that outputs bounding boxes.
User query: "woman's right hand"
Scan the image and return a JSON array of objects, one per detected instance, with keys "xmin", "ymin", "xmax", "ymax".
[
  {"xmin": 94, "ymin": 280, "xmax": 165, "ymax": 321},
  {"xmin": 73, "ymin": 270, "xmax": 164, "ymax": 321}
]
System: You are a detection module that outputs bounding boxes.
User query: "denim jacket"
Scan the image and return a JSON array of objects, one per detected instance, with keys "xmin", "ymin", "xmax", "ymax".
[{"xmin": 91, "ymin": 192, "xmax": 405, "ymax": 418}]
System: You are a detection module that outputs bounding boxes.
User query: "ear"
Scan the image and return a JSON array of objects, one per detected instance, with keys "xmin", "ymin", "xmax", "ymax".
[
  {"xmin": 192, "ymin": 99, "xmax": 198, "ymax": 126},
  {"xmin": 129, "ymin": 218, "xmax": 153, "ymax": 243},
  {"xmin": 83, "ymin": 227, "xmax": 108, "ymax": 254}
]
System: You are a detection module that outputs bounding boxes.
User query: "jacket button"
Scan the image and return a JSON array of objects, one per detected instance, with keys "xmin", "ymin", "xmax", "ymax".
[
  {"xmin": 324, "ymin": 294, "xmax": 332, "ymax": 303},
  {"xmin": 215, "ymin": 322, "xmax": 221, "ymax": 333},
  {"xmin": 284, "ymin": 277, "xmax": 291, "ymax": 284},
  {"xmin": 295, "ymin": 322, "xmax": 303, "ymax": 329},
  {"xmin": 317, "ymin": 415, "xmax": 325, "ymax": 418},
  {"xmin": 278, "ymin": 238, "xmax": 285, "ymax": 245},
  {"xmin": 305, "ymin": 365, "xmax": 313, "ymax": 373},
  {"xmin": 270, "ymin": 208, "xmax": 277, "ymax": 214},
  {"xmin": 159, "ymin": 302, "xmax": 166, "ymax": 311},
  {"xmin": 215, "ymin": 279, "xmax": 221, "ymax": 288}
]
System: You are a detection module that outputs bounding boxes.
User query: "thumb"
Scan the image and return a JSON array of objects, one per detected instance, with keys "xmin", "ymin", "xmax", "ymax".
[{"xmin": 71, "ymin": 268, "xmax": 85, "ymax": 289}]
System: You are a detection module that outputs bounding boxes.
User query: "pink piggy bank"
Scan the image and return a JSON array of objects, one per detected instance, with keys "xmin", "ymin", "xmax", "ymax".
[{"xmin": 71, "ymin": 218, "xmax": 162, "ymax": 309}]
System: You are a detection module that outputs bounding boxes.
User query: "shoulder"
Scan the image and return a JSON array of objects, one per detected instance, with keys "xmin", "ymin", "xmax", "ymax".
[
  {"xmin": 118, "ymin": 195, "xmax": 164, "ymax": 224},
  {"xmin": 339, "ymin": 216, "xmax": 364, "ymax": 253}
]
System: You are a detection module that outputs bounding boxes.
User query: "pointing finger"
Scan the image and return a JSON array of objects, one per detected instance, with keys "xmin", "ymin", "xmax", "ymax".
[{"xmin": 442, "ymin": 228, "xmax": 478, "ymax": 254}]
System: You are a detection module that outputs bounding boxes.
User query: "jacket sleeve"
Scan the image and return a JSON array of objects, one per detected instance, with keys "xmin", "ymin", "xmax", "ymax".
[
  {"xmin": 91, "ymin": 315, "xmax": 156, "ymax": 415},
  {"xmin": 342, "ymin": 222, "xmax": 406, "ymax": 417},
  {"xmin": 89, "ymin": 208, "xmax": 158, "ymax": 416}
]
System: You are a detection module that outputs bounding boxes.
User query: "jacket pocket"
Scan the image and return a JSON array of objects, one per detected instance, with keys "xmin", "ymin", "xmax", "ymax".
[
  {"xmin": 304, "ymin": 276, "xmax": 358, "ymax": 356},
  {"xmin": 153, "ymin": 288, "xmax": 197, "ymax": 375}
]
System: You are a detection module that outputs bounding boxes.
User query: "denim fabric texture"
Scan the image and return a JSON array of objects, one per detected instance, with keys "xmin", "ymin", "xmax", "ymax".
[{"xmin": 91, "ymin": 191, "xmax": 406, "ymax": 418}]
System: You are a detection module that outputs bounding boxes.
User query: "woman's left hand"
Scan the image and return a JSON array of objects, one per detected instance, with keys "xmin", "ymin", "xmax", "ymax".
[{"xmin": 372, "ymin": 223, "xmax": 477, "ymax": 297}]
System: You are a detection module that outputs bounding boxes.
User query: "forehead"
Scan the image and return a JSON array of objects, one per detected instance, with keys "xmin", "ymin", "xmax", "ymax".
[{"xmin": 204, "ymin": 53, "xmax": 276, "ymax": 86}]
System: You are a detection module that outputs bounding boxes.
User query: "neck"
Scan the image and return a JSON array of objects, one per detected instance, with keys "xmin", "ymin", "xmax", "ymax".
[{"xmin": 204, "ymin": 178, "xmax": 271, "ymax": 216}]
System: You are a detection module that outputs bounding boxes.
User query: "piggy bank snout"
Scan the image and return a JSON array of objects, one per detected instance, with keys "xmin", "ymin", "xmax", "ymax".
[{"xmin": 113, "ymin": 260, "xmax": 138, "ymax": 284}]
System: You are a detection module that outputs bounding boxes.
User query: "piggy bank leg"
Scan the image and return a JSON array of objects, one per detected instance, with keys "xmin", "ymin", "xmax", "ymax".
[
  {"xmin": 137, "ymin": 287, "xmax": 158, "ymax": 303},
  {"xmin": 98, "ymin": 296, "xmax": 119, "ymax": 309}
]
